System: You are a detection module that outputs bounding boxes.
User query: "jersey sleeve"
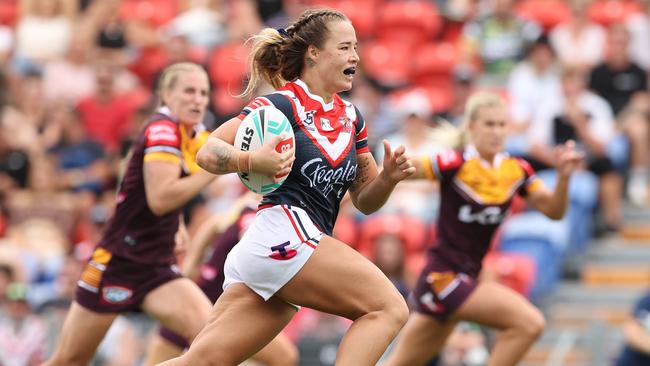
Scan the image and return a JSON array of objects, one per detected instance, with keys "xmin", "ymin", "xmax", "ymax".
[
  {"xmin": 516, "ymin": 158, "xmax": 544, "ymax": 197},
  {"xmin": 422, "ymin": 149, "xmax": 463, "ymax": 181},
  {"xmin": 354, "ymin": 107, "xmax": 369, "ymax": 154},
  {"xmin": 143, "ymin": 120, "xmax": 182, "ymax": 165},
  {"xmin": 238, "ymin": 97, "xmax": 273, "ymax": 120}
]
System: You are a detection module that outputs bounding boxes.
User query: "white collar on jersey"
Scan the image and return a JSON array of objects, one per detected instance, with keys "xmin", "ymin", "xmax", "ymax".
[
  {"xmin": 464, "ymin": 144, "xmax": 508, "ymax": 168},
  {"xmin": 157, "ymin": 106, "xmax": 176, "ymax": 121},
  {"xmin": 294, "ymin": 79, "xmax": 335, "ymax": 112}
]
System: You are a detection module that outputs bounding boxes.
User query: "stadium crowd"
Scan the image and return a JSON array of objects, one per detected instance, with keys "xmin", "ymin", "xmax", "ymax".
[{"xmin": 0, "ymin": 0, "xmax": 649, "ymax": 365}]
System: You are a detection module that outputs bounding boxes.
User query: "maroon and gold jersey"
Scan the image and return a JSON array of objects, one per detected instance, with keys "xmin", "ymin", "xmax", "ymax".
[
  {"xmin": 422, "ymin": 146, "xmax": 544, "ymax": 276},
  {"xmin": 98, "ymin": 107, "xmax": 209, "ymax": 265}
]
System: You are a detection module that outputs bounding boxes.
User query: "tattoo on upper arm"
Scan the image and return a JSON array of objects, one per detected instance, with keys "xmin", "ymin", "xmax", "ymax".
[
  {"xmin": 212, "ymin": 146, "xmax": 234, "ymax": 173},
  {"xmin": 349, "ymin": 157, "xmax": 371, "ymax": 192}
]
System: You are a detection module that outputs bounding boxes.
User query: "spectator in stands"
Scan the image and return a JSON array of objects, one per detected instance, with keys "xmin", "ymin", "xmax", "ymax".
[
  {"xmin": 460, "ymin": 0, "xmax": 541, "ymax": 87},
  {"xmin": 1, "ymin": 71, "xmax": 61, "ymax": 156},
  {"xmin": 616, "ymin": 290, "xmax": 650, "ymax": 366},
  {"xmin": 372, "ymin": 233, "xmax": 412, "ymax": 299},
  {"xmin": 528, "ymin": 66, "xmax": 624, "ymax": 230},
  {"xmin": 42, "ymin": 33, "xmax": 95, "ymax": 104},
  {"xmin": 625, "ymin": 0, "xmax": 650, "ymax": 70},
  {"xmin": 0, "ymin": 282, "xmax": 47, "ymax": 366},
  {"xmin": 375, "ymin": 90, "xmax": 443, "ymax": 221},
  {"xmin": 47, "ymin": 103, "xmax": 108, "ymax": 193},
  {"xmin": 166, "ymin": 0, "xmax": 228, "ymax": 50},
  {"xmin": 618, "ymin": 106, "xmax": 649, "ymax": 205},
  {"xmin": 438, "ymin": 322, "xmax": 489, "ymax": 366},
  {"xmin": 0, "ymin": 129, "xmax": 31, "ymax": 191},
  {"xmin": 255, "ymin": 0, "xmax": 290, "ymax": 28},
  {"xmin": 13, "ymin": 0, "xmax": 77, "ymax": 71},
  {"xmin": 437, "ymin": 66, "xmax": 477, "ymax": 127},
  {"xmin": 76, "ymin": 62, "xmax": 138, "ymax": 154},
  {"xmin": 589, "ymin": 23, "xmax": 650, "ymax": 205},
  {"xmin": 507, "ymin": 34, "xmax": 561, "ymax": 149},
  {"xmin": 550, "ymin": 0, "xmax": 606, "ymax": 70},
  {"xmin": 349, "ymin": 78, "xmax": 396, "ymax": 152},
  {"xmin": 589, "ymin": 24, "xmax": 648, "ymax": 116}
]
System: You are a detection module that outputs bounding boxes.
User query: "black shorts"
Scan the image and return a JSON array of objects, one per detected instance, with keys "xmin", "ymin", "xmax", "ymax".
[{"xmin": 76, "ymin": 248, "xmax": 182, "ymax": 313}]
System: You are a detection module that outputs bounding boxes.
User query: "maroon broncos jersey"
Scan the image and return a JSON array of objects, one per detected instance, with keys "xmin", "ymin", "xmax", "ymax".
[
  {"xmin": 98, "ymin": 108, "xmax": 208, "ymax": 265},
  {"xmin": 423, "ymin": 146, "xmax": 544, "ymax": 276}
]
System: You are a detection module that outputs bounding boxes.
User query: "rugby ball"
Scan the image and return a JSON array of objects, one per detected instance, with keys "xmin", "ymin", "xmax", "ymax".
[{"xmin": 234, "ymin": 106, "xmax": 295, "ymax": 194}]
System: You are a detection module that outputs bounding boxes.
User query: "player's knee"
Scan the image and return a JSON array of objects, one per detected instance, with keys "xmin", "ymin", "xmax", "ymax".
[
  {"xmin": 388, "ymin": 296, "xmax": 410, "ymax": 329},
  {"xmin": 518, "ymin": 308, "xmax": 545, "ymax": 340},
  {"xmin": 369, "ymin": 295, "xmax": 409, "ymax": 332}
]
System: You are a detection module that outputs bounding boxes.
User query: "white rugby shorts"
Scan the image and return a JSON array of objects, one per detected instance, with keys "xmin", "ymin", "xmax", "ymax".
[{"xmin": 223, "ymin": 204, "xmax": 323, "ymax": 301}]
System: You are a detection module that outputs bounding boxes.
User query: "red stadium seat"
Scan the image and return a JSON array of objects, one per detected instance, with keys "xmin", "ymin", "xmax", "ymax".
[
  {"xmin": 515, "ymin": 0, "xmax": 571, "ymax": 32},
  {"xmin": 356, "ymin": 215, "xmax": 429, "ymax": 258},
  {"xmin": 376, "ymin": 1, "xmax": 442, "ymax": 47},
  {"xmin": 390, "ymin": 86, "xmax": 453, "ymax": 114},
  {"xmin": 211, "ymin": 88, "xmax": 247, "ymax": 118},
  {"xmin": 0, "ymin": 0, "xmax": 18, "ymax": 27},
  {"xmin": 587, "ymin": 0, "xmax": 642, "ymax": 26},
  {"xmin": 307, "ymin": 0, "xmax": 341, "ymax": 9},
  {"xmin": 208, "ymin": 42, "xmax": 250, "ymax": 91},
  {"xmin": 412, "ymin": 42, "xmax": 459, "ymax": 87},
  {"xmin": 361, "ymin": 40, "xmax": 413, "ymax": 88},
  {"xmin": 335, "ymin": 0, "xmax": 377, "ymax": 40},
  {"xmin": 119, "ymin": 0, "xmax": 178, "ymax": 27},
  {"xmin": 483, "ymin": 251, "xmax": 537, "ymax": 297},
  {"xmin": 128, "ymin": 46, "xmax": 169, "ymax": 88}
]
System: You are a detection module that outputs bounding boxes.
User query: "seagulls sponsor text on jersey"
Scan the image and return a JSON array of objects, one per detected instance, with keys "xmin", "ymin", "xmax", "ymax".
[{"xmin": 301, "ymin": 158, "xmax": 357, "ymax": 198}]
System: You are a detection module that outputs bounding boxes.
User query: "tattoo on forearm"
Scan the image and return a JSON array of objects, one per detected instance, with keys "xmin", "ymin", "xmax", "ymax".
[
  {"xmin": 350, "ymin": 158, "xmax": 371, "ymax": 192},
  {"xmin": 212, "ymin": 146, "xmax": 234, "ymax": 173}
]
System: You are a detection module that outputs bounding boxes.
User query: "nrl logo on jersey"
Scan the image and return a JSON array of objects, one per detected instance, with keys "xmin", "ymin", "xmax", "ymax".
[{"xmin": 303, "ymin": 111, "xmax": 316, "ymax": 131}]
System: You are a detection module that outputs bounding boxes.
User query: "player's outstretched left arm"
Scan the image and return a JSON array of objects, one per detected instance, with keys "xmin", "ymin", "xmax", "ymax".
[
  {"xmin": 526, "ymin": 140, "xmax": 584, "ymax": 220},
  {"xmin": 348, "ymin": 140, "xmax": 415, "ymax": 214}
]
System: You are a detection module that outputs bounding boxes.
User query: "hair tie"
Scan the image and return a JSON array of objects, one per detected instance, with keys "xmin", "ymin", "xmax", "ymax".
[{"xmin": 277, "ymin": 28, "xmax": 290, "ymax": 39}]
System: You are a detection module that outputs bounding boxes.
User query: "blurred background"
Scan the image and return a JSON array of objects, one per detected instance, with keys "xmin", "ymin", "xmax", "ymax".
[{"xmin": 0, "ymin": 0, "xmax": 649, "ymax": 365}]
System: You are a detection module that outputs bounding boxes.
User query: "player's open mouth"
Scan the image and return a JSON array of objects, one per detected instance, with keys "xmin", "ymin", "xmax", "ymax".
[{"xmin": 343, "ymin": 67, "xmax": 356, "ymax": 76}]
